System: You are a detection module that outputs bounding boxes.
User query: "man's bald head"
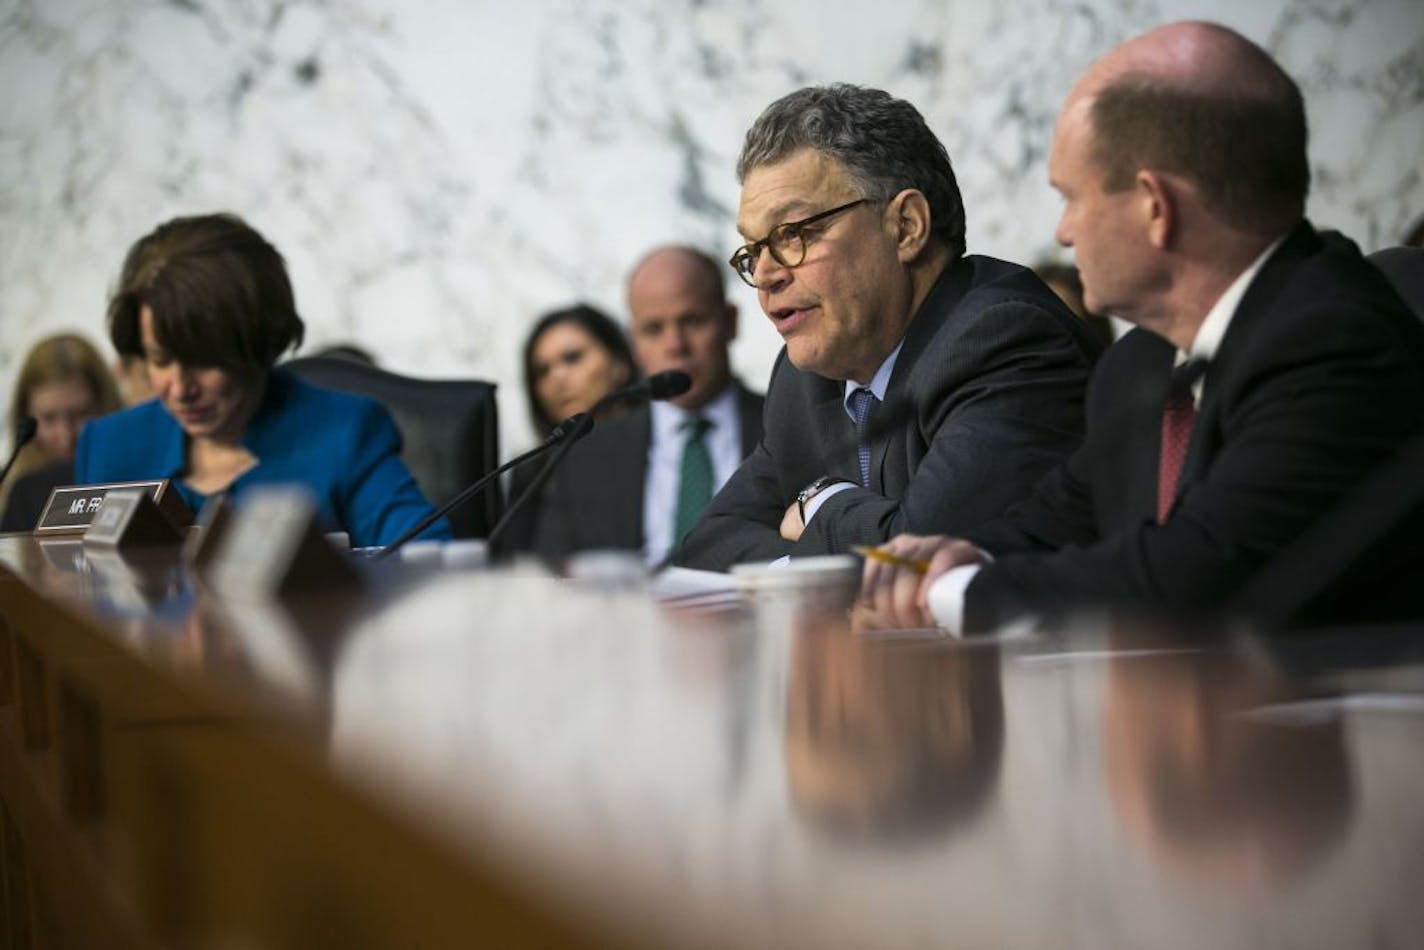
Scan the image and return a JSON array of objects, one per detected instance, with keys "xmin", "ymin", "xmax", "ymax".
[
  {"xmin": 1069, "ymin": 21, "xmax": 1308, "ymax": 233},
  {"xmin": 626, "ymin": 245, "xmax": 737, "ymax": 411},
  {"xmin": 1076, "ymin": 21, "xmax": 1292, "ymax": 98},
  {"xmin": 627, "ymin": 246, "xmax": 726, "ymax": 305}
]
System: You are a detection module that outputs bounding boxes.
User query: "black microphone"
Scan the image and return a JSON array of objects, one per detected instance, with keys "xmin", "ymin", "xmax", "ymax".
[
  {"xmin": 0, "ymin": 416, "xmax": 38, "ymax": 486},
  {"xmin": 483, "ymin": 370, "xmax": 693, "ymax": 555},
  {"xmin": 591, "ymin": 370, "xmax": 691, "ymax": 412},
  {"xmin": 375, "ymin": 412, "xmax": 591, "ymax": 559},
  {"xmin": 378, "ymin": 372, "xmax": 692, "ymax": 560}
]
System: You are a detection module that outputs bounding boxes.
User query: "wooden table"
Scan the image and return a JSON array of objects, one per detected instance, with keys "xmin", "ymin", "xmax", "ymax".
[{"xmin": 1, "ymin": 534, "xmax": 1421, "ymax": 948}]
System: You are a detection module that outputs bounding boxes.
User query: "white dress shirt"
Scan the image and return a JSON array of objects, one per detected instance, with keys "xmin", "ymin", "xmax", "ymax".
[
  {"xmin": 644, "ymin": 384, "xmax": 743, "ymax": 567},
  {"xmin": 926, "ymin": 237, "xmax": 1286, "ymax": 634}
]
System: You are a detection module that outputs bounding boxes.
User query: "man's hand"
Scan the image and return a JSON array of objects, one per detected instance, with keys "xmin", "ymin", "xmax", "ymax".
[
  {"xmin": 780, "ymin": 499, "xmax": 804, "ymax": 542},
  {"xmin": 857, "ymin": 534, "xmax": 985, "ymax": 628}
]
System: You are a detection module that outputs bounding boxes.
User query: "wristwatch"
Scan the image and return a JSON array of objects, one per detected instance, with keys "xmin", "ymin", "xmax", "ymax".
[{"xmin": 797, "ymin": 475, "xmax": 851, "ymax": 524}]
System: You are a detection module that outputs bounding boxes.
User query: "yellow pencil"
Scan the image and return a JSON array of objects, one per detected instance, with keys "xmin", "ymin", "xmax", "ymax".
[{"xmin": 851, "ymin": 544, "xmax": 930, "ymax": 573}]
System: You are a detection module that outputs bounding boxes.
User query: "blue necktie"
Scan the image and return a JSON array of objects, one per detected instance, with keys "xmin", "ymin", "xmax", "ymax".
[{"xmin": 849, "ymin": 387, "xmax": 878, "ymax": 488}]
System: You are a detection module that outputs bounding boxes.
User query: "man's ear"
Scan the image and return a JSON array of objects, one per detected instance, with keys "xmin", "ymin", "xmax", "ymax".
[
  {"xmin": 723, "ymin": 302, "xmax": 739, "ymax": 342},
  {"xmin": 890, "ymin": 189, "xmax": 934, "ymax": 263},
  {"xmin": 1137, "ymin": 171, "xmax": 1176, "ymax": 249}
]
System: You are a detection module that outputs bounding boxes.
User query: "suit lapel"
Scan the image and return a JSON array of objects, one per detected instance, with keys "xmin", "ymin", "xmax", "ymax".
[
  {"xmin": 1174, "ymin": 225, "xmax": 1318, "ymax": 504},
  {"xmin": 1175, "ymin": 368, "xmax": 1214, "ymax": 506},
  {"xmin": 872, "ymin": 258, "xmax": 974, "ymax": 494},
  {"xmin": 1132, "ymin": 341, "xmax": 1176, "ymax": 522},
  {"xmin": 607, "ymin": 408, "xmax": 652, "ymax": 549},
  {"xmin": 810, "ymin": 384, "xmax": 861, "ymax": 485},
  {"xmin": 735, "ymin": 383, "xmax": 765, "ymax": 456},
  {"xmin": 869, "ymin": 399, "xmax": 891, "ymax": 492}
]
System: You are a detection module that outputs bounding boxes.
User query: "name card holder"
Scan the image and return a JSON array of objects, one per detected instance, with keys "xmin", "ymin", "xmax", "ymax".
[
  {"xmin": 206, "ymin": 486, "xmax": 362, "ymax": 600},
  {"xmin": 182, "ymin": 494, "xmax": 234, "ymax": 574},
  {"xmin": 36, "ymin": 480, "xmax": 192, "ymax": 537},
  {"xmin": 83, "ymin": 489, "xmax": 186, "ymax": 549}
]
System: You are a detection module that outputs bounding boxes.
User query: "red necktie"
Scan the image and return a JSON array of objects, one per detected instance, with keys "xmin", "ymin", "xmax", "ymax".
[{"xmin": 1157, "ymin": 360, "xmax": 1207, "ymax": 523}]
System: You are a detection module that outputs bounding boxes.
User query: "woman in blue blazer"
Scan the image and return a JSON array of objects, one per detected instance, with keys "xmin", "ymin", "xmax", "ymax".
[{"xmin": 75, "ymin": 213, "xmax": 449, "ymax": 548}]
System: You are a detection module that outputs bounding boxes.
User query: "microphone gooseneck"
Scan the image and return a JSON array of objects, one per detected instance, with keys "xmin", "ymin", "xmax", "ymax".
[
  {"xmin": 375, "ymin": 413, "xmax": 591, "ymax": 559},
  {"xmin": 483, "ymin": 413, "xmax": 595, "ymax": 553},
  {"xmin": 379, "ymin": 370, "xmax": 693, "ymax": 561},
  {"xmin": 0, "ymin": 416, "xmax": 39, "ymax": 487},
  {"xmin": 483, "ymin": 370, "xmax": 693, "ymax": 555}
]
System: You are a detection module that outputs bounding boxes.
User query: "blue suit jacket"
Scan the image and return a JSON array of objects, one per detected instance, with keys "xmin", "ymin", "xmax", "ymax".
[{"xmin": 75, "ymin": 370, "xmax": 450, "ymax": 548}]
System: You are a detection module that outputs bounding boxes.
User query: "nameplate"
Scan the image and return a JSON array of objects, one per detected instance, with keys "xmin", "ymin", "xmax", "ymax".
[
  {"xmin": 35, "ymin": 480, "xmax": 192, "ymax": 537},
  {"xmin": 182, "ymin": 494, "xmax": 234, "ymax": 573},
  {"xmin": 206, "ymin": 486, "xmax": 361, "ymax": 599},
  {"xmin": 83, "ymin": 489, "xmax": 186, "ymax": 548}
]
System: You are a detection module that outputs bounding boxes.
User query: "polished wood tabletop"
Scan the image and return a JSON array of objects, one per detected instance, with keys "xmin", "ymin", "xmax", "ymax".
[{"xmin": 1, "ymin": 533, "xmax": 1421, "ymax": 948}]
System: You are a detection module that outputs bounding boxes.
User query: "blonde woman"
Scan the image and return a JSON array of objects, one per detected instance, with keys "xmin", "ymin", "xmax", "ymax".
[{"xmin": 1, "ymin": 333, "xmax": 122, "ymax": 531}]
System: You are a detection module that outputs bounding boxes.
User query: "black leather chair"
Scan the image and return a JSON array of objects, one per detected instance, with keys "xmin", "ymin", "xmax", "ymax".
[
  {"xmin": 1239, "ymin": 431, "xmax": 1424, "ymax": 629},
  {"xmin": 1369, "ymin": 246, "xmax": 1424, "ymax": 320},
  {"xmin": 283, "ymin": 356, "xmax": 500, "ymax": 539}
]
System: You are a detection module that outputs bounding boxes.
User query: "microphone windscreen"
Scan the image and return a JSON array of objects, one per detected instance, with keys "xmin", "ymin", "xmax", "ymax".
[{"xmin": 647, "ymin": 370, "xmax": 692, "ymax": 400}]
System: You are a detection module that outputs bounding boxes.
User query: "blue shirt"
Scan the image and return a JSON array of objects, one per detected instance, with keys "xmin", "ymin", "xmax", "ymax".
[{"xmin": 74, "ymin": 370, "xmax": 450, "ymax": 547}]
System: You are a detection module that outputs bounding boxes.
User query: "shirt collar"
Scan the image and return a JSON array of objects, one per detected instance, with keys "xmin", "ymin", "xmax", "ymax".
[
  {"xmin": 1182, "ymin": 235, "xmax": 1286, "ymax": 364},
  {"xmin": 651, "ymin": 380, "xmax": 738, "ymax": 441},
  {"xmin": 843, "ymin": 341, "xmax": 904, "ymax": 413}
]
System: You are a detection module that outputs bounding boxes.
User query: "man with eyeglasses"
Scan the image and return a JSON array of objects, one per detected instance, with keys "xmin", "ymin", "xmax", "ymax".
[{"xmin": 677, "ymin": 83, "xmax": 1101, "ymax": 572}]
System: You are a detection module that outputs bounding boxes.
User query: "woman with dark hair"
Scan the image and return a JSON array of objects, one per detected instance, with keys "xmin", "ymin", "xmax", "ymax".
[
  {"xmin": 522, "ymin": 304, "xmax": 637, "ymax": 439},
  {"xmin": 75, "ymin": 213, "xmax": 448, "ymax": 547},
  {"xmin": 500, "ymin": 304, "xmax": 638, "ymax": 553}
]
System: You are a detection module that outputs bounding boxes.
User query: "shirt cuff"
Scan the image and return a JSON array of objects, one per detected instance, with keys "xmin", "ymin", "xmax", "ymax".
[
  {"xmin": 802, "ymin": 481, "xmax": 856, "ymax": 524},
  {"xmin": 925, "ymin": 563, "xmax": 983, "ymax": 636}
]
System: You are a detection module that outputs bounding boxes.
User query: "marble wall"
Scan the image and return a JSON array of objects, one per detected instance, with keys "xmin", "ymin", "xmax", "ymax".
[{"xmin": 3, "ymin": 0, "xmax": 1421, "ymax": 454}]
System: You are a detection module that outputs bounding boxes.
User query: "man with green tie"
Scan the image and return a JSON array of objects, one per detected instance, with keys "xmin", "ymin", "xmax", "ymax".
[{"xmin": 535, "ymin": 246, "xmax": 765, "ymax": 567}]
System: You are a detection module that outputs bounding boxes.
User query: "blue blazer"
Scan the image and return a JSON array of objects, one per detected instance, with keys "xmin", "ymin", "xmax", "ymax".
[{"xmin": 75, "ymin": 370, "xmax": 450, "ymax": 548}]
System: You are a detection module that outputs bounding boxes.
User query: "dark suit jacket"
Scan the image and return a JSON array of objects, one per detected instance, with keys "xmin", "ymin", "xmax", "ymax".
[
  {"xmin": 534, "ymin": 382, "xmax": 765, "ymax": 563},
  {"xmin": 676, "ymin": 255, "xmax": 1100, "ymax": 572},
  {"xmin": 0, "ymin": 460, "xmax": 72, "ymax": 533},
  {"xmin": 963, "ymin": 225, "xmax": 1424, "ymax": 632}
]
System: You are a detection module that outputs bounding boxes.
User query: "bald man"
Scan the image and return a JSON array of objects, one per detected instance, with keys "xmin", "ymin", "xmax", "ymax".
[
  {"xmin": 862, "ymin": 21, "xmax": 1424, "ymax": 633},
  {"xmin": 535, "ymin": 247, "xmax": 764, "ymax": 566}
]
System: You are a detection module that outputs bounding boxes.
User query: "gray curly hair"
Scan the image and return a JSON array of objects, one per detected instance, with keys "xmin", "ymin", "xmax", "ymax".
[{"xmin": 736, "ymin": 84, "xmax": 966, "ymax": 259}]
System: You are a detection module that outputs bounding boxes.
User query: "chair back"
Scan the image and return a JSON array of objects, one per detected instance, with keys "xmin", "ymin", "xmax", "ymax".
[
  {"xmin": 283, "ymin": 357, "xmax": 500, "ymax": 539},
  {"xmin": 1240, "ymin": 431, "xmax": 1424, "ymax": 628},
  {"xmin": 1368, "ymin": 246, "xmax": 1424, "ymax": 320}
]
